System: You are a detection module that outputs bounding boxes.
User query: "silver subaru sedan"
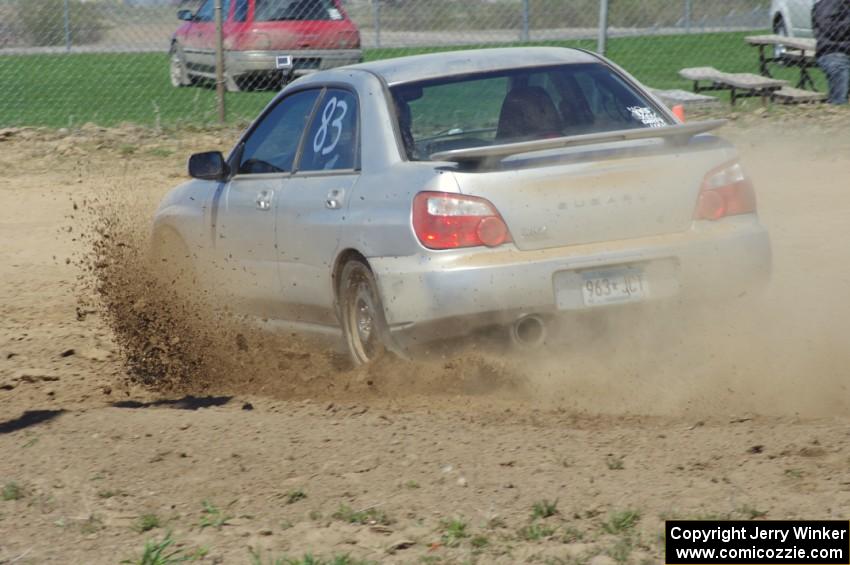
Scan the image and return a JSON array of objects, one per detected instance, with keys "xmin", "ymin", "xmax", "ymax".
[{"xmin": 152, "ymin": 47, "xmax": 771, "ymax": 365}]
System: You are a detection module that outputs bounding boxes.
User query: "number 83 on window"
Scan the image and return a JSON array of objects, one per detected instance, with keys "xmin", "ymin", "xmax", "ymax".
[{"xmin": 313, "ymin": 97, "xmax": 348, "ymax": 156}]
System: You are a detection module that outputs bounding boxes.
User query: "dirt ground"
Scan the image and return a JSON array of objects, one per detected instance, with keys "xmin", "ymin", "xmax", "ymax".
[{"xmin": 1, "ymin": 111, "xmax": 849, "ymax": 565}]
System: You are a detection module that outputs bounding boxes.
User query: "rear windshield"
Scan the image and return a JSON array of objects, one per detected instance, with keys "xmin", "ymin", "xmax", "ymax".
[
  {"xmin": 254, "ymin": 0, "xmax": 342, "ymax": 22},
  {"xmin": 390, "ymin": 63, "xmax": 670, "ymax": 161}
]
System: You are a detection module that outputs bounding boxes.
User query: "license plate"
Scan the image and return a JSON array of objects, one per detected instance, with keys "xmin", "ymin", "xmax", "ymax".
[
  {"xmin": 275, "ymin": 55, "xmax": 292, "ymax": 69},
  {"xmin": 581, "ymin": 269, "xmax": 647, "ymax": 307}
]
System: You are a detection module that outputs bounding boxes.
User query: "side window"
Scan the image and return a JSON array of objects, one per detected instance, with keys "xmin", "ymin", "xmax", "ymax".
[
  {"xmin": 298, "ymin": 89, "xmax": 358, "ymax": 172},
  {"xmin": 238, "ymin": 89, "xmax": 321, "ymax": 175},
  {"xmin": 572, "ymin": 69, "xmax": 658, "ymax": 128},
  {"xmin": 234, "ymin": 0, "xmax": 249, "ymax": 21},
  {"xmin": 195, "ymin": 0, "xmax": 214, "ymax": 21},
  {"xmin": 195, "ymin": 0, "xmax": 231, "ymax": 22}
]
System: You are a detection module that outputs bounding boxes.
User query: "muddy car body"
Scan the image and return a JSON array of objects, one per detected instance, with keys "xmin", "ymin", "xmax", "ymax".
[{"xmin": 153, "ymin": 47, "xmax": 771, "ymax": 364}]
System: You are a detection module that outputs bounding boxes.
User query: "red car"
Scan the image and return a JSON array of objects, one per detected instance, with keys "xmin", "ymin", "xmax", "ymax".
[{"xmin": 170, "ymin": 0, "xmax": 362, "ymax": 91}]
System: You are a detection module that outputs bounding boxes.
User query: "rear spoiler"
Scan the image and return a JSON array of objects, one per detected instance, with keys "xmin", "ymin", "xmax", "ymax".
[{"xmin": 429, "ymin": 119, "xmax": 726, "ymax": 165}]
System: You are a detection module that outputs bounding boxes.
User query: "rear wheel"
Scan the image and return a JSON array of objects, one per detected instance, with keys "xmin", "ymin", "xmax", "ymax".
[{"xmin": 338, "ymin": 260, "xmax": 395, "ymax": 366}]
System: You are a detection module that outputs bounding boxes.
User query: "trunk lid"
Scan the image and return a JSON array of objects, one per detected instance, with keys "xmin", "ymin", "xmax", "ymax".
[{"xmin": 452, "ymin": 138, "xmax": 733, "ymax": 251}]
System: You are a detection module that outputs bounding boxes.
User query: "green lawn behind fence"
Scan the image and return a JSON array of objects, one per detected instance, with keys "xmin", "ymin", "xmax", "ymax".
[{"xmin": 0, "ymin": 32, "xmax": 828, "ymax": 128}]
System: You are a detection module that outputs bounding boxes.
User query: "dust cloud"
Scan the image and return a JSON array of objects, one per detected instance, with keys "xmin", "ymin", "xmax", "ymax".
[
  {"xmin": 77, "ymin": 121, "xmax": 849, "ymax": 419},
  {"xmin": 519, "ymin": 124, "xmax": 850, "ymax": 418}
]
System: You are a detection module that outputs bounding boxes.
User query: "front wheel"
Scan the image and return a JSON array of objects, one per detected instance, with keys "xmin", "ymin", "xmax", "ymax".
[
  {"xmin": 169, "ymin": 46, "xmax": 193, "ymax": 88},
  {"xmin": 151, "ymin": 229, "xmax": 195, "ymax": 290},
  {"xmin": 338, "ymin": 260, "xmax": 396, "ymax": 366}
]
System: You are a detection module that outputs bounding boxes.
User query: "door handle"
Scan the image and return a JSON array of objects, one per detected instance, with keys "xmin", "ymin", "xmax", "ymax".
[
  {"xmin": 256, "ymin": 190, "xmax": 272, "ymax": 211},
  {"xmin": 325, "ymin": 188, "xmax": 343, "ymax": 210}
]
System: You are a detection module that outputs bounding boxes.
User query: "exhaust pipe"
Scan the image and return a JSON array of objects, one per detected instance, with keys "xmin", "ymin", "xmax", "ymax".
[{"xmin": 509, "ymin": 314, "xmax": 547, "ymax": 348}]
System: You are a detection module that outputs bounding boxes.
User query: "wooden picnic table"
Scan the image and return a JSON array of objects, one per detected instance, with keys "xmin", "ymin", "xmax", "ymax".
[
  {"xmin": 679, "ymin": 66, "xmax": 787, "ymax": 105},
  {"xmin": 746, "ymin": 34, "xmax": 818, "ymax": 90}
]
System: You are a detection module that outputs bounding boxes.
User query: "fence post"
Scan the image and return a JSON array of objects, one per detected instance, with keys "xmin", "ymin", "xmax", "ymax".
[
  {"xmin": 63, "ymin": 0, "xmax": 71, "ymax": 53},
  {"xmin": 372, "ymin": 0, "xmax": 381, "ymax": 49},
  {"xmin": 215, "ymin": 0, "xmax": 226, "ymax": 123},
  {"xmin": 684, "ymin": 0, "xmax": 692, "ymax": 33},
  {"xmin": 521, "ymin": 0, "xmax": 530, "ymax": 42},
  {"xmin": 597, "ymin": 0, "xmax": 609, "ymax": 56}
]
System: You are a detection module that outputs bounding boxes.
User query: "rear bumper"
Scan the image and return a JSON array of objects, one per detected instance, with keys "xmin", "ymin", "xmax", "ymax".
[
  {"xmin": 370, "ymin": 216, "xmax": 771, "ymax": 342},
  {"xmin": 226, "ymin": 49, "xmax": 362, "ymax": 76}
]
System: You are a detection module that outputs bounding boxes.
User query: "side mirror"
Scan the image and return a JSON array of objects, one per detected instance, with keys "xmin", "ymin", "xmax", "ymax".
[
  {"xmin": 188, "ymin": 151, "xmax": 228, "ymax": 181},
  {"xmin": 177, "ymin": 9, "xmax": 194, "ymax": 21}
]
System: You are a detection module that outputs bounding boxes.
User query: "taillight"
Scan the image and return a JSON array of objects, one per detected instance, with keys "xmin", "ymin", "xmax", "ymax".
[
  {"xmin": 694, "ymin": 161, "xmax": 757, "ymax": 221},
  {"xmin": 412, "ymin": 191, "xmax": 512, "ymax": 250}
]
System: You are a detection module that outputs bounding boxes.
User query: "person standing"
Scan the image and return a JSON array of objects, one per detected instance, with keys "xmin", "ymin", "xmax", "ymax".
[{"xmin": 813, "ymin": 0, "xmax": 850, "ymax": 105}]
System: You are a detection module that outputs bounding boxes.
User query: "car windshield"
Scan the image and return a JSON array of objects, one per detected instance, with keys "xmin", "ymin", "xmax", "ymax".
[
  {"xmin": 390, "ymin": 63, "xmax": 671, "ymax": 161},
  {"xmin": 254, "ymin": 0, "xmax": 340, "ymax": 21}
]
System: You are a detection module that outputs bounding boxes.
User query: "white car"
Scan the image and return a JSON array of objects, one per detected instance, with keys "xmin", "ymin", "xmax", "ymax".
[{"xmin": 771, "ymin": 0, "xmax": 815, "ymax": 38}]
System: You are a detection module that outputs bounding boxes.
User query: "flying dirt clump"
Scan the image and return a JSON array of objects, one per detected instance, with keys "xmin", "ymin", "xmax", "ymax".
[
  {"xmin": 74, "ymin": 192, "xmax": 227, "ymax": 389},
  {"xmin": 73, "ymin": 186, "xmax": 521, "ymax": 399}
]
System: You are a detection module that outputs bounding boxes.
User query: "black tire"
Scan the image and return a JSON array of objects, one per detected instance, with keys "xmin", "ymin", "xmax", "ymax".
[
  {"xmin": 225, "ymin": 73, "xmax": 244, "ymax": 93},
  {"xmin": 338, "ymin": 260, "xmax": 396, "ymax": 366},
  {"xmin": 169, "ymin": 45, "xmax": 194, "ymax": 88}
]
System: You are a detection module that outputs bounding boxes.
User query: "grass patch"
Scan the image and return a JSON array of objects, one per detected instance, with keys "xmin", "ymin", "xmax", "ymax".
[
  {"xmin": 119, "ymin": 143, "xmax": 139, "ymax": 156},
  {"xmin": 562, "ymin": 526, "xmax": 584, "ymax": 543},
  {"xmin": 0, "ymin": 52, "xmax": 272, "ymax": 127},
  {"xmin": 285, "ymin": 489, "xmax": 307, "ymax": 504},
  {"xmin": 531, "ymin": 499, "xmax": 559, "ymax": 519},
  {"xmin": 517, "ymin": 521, "xmax": 557, "ymax": 541},
  {"xmin": 601, "ymin": 510, "xmax": 641, "ymax": 535},
  {"xmin": 122, "ymin": 531, "xmax": 197, "ymax": 564},
  {"xmin": 331, "ymin": 504, "xmax": 391, "ymax": 526},
  {"xmin": 249, "ymin": 550, "xmax": 374, "ymax": 565},
  {"xmin": 199, "ymin": 500, "xmax": 232, "ymax": 530},
  {"xmin": 608, "ymin": 536, "xmax": 634, "ymax": 563},
  {"xmin": 135, "ymin": 513, "xmax": 161, "ymax": 533},
  {"xmin": 2, "ymin": 482, "xmax": 23, "ymax": 501},
  {"xmin": 606, "ymin": 455, "xmax": 625, "ymax": 470},
  {"xmin": 737, "ymin": 504, "xmax": 768, "ymax": 519},
  {"xmin": 146, "ymin": 147, "xmax": 175, "ymax": 158},
  {"xmin": 470, "ymin": 534, "xmax": 490, "ymax": 549},
  {"xmin": 440, "ymin": 517, "xmax": 470, "ymax": 547},
  {"xmin": 1, "ymin": 31, "xmax": 830, "ymax": 128}
]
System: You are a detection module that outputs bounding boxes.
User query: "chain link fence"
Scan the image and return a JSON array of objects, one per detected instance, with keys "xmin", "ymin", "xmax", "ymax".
[{"xmin": 1, "ymin": 0, "xmax": 795, "ymax": 128}]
